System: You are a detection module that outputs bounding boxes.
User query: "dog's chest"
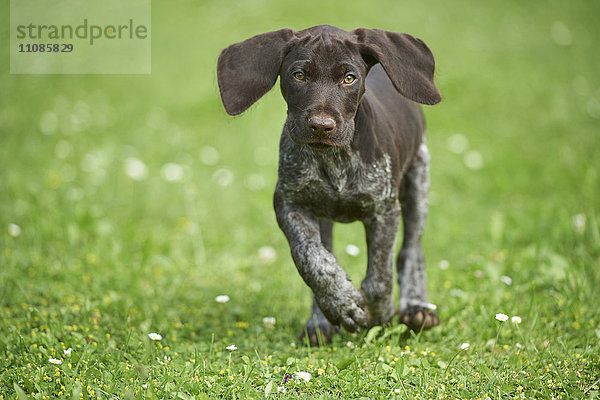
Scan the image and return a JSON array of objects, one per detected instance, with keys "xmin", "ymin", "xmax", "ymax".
[{"xmin": 278, "ymin": 148, "xmax": 397, "ymax": 221}]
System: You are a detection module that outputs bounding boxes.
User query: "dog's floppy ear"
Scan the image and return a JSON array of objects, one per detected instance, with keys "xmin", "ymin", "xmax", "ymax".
[
  {"xmin": 352, "ymin": 28, "xmax": 441, "ymax": 105},
  {"xmin": 217, "ymin": 28, "xmax": 296, "ymax": 116}
]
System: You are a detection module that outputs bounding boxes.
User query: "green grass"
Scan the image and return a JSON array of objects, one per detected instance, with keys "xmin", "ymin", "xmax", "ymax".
[{"xmin": 1, "ymin": 0, "xmax": 600, "ymax": 398}]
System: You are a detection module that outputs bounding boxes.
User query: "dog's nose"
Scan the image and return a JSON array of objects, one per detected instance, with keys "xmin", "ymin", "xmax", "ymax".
[{"xmin": 308, "ymin": 116, "xmax": 336, "ymax": 135}]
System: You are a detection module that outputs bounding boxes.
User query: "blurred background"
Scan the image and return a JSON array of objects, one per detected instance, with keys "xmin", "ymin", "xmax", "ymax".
[{"xmin": 1, "ymin": 0, "xmax": 599, "ymax": 341}]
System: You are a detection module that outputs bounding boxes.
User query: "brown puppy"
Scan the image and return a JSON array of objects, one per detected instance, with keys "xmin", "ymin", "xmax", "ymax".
[{"xmin": 217, "ymin": 25, "xmax": 441, "ymax": 345}]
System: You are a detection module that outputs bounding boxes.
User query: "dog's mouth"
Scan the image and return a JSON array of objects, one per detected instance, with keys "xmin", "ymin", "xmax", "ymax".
[
  {"xmin": 285, "ymin": 119, "xmax": 353, "ymax": 149},
  {"xmin": 307, "ymin": 142, "xmax": 332, "ymax": 150}
]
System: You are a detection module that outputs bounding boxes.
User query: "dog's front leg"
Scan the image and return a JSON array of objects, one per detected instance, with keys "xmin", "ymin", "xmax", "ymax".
[
  {"xmin": 360, "ymin": 206, "xmax": 400, "ymax": 326},
  {"xmin": 274, "ymin": 194, "xmax": 368, "ymax": 333}
]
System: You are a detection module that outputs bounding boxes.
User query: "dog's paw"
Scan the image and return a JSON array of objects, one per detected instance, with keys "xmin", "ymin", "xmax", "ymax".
[
  {"xmin": 315, "ymin": 284, "xmax": 369, "ymax": 333},
  {"xmin": 359, "ymin": 285, "xmax": 395, "ymax": 328},
  {"xmin": 299, "ymin": 317, "xmax": 340, "ymax": 346},
  {"xmin": 398, "ymin": 305, "xmax": 440, "ymax": 332}
]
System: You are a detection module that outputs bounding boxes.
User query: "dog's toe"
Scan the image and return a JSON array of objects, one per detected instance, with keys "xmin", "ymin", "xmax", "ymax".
[
  {"xmin": 341, "ymin": 316, "xmax": 359, "ymax": 333},
  {"xmin": 299, "ymin": 319, "xmax": 340, "ymax": 346},
  {"xmin": 399, "ymin": 308, "xmax": 440, "ymax": 332}
]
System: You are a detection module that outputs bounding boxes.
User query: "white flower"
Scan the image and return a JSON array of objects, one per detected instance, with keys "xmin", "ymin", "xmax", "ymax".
[
  {"xmin": 63, "ymin": 348, "xmax": 72, "ymax": 356},
  {"xmin": 460, "ymin": 343, "xmax": 470, "ymax": 350},
  {"xmin": 511, "ymin": 316, "xmax": 522, "ymax": 324},
  {"xmin": 148, "ymin": 332, "xmax": 162, "ymax": 341},
  {"xmin": 346, "ymin": 341, "xmax": 354, "ymax": 349},
  {"xmin": 124, "ymin": 157, "xmax": 148, "ymax": 181},
  {"xmin": 295, "ymin": 371, "xmax": 312, "ymax": 382},
  {"xmin": 464, "ymin": 150, "xmax": 484, "ymax": 170},
  {"xmin": 160, "ymin": 162, "xmax": 185, "ymax": 182},
  {"xmin": 8, "ymin": 223, "xmax": 22, "ymax": 237},
  {"xmin": 262, "ymin": 317, "xmax": 276, "ymax": 327},
  {"xmin": 438, "ymin": 260, "xmax": 450, "ymax": 270},
  {"xmin": 215, "ymin": 295, "xmax": 230, "ymax": 303},
  {"xmin": 277, "ymin": 386, "xmax": 286, "ymax": 393},
  {"xmin": 55, "ymin": 140, "xmax": 72, "ymax": 159},
  {"xmin": 516, "ymin": 342, "xmax": 524, "ymax": 349},
  {"xmin": 157, "ymin": 356, "xmax": 171, "ymax": 365},
  {"xmin": 258, "ymin": 246, "xmax": 277, "ymax": 264},
  {"xmin": 142, "ymin": 383, "xmax": 148, "ymax": 388},
  {"xmin": 571, "ymin": 214, "xmax": 586, "ymax": 234},
  {"xmin": 495, "ymin": 313, "xmax": 509, "ymax": 322},
  {"xmin": 49, "ymin": 358, "xmax": 62, "ymax": 365},
  {"xmin": 226, "ymin": 344, "xmax": 237, "ymax": 351},
  {"xmin": 394, "ymin": 388, "xmax": 402, "ymax": 394},
  {"xmin": 212, "ymin": 168, "xmax": 234, "ymax": 187},
  {"xmin": 199, "ymin": 146, "xmax": 220, "ymax": 166},
  {"xmin": 345, "ymin": 244, "xmax": 360, "ymax": 257},
  {"xmin": 446, "ymin": 133, "xmax": 469, "ymax": 154},
  {"xmin": 408, "ymin": 300, "xmax": 437, "ymax": 310},
  {"xmin": 500, "ymin": 275, "xmax": 512, "ymax": 286}
]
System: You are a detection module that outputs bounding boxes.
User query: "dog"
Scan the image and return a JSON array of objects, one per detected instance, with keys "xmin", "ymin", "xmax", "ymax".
[{"xmin": 217, "ymin": 25, "xmax": 441, "ymax": 344}]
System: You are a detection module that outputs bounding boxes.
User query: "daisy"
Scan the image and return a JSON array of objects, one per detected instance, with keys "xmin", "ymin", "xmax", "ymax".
[
  {"xmin": 345, "ymin": 244, "xmax": 360, "ymax": 257},
  {"xmin": 63, "ymin": 348, "xmax": 72, "ymax": 356},
  {"xmin": 500, "ymin": 275, "xmax": 512, "ymax": 285},
  {"xmin": 493, "ymin": 313, "xmax": 509, "ymax": 353},
  {"xmin": 199, "ymin": 146, "xmax": 220, "ymax": 166},
  {"xmin": 212, "ymin": 168, "xmax": 234, "ymax": 187},
  {"xmin": 124, "ymin": 157, "xmax": 148, "ymax": 181},
  {"xmin": 463, "ymin": 150, "xmax": 484, "ymax": 170},
  {"xmin": 295, "ymin": 371, "xmax": 312, "ymax": 382},
  {"xmin": 148, "ymin": 332, "xmax": 162, "ymax": 341},
  {"xmin": 511, "ymin": 316, "xmax": 522, "ymax": 324},
  {"xmin": 460, "ymin": 343, "xmax": 470, "ymax": 350},
  {"xmin": 447, "ymin": 133, "xmax": 469, "ymax": 154},
  {"xmin": 258, "ymin": 246, "xmax": 277, "ymax": 264},
  {"xmin": 495, "ymin": 313, "xmax": 509, "ymax": 322},
  {"xmin": 160, "ymin": 163, "xmax": 185, "ymax": 182},
  {"xmin": 157, "ymin": 356, "xmax": 171, "ymax": 365},
  {"xmin": 262, "ymin": 317, "xmax": 276, "ymax": 327},
  {"xmin": 571, "ymin": 214, "xmax": 586, "ymax": 234},
  {"xmin": 226, "ymin": 344, "xmax": 237, "ymax": 351},
  {"xmin": 8, "ymin": 223, "xmax": 22, "ymax": 237},
  {"xmin": 215, "ymin": 295, "xmax": 230, "ymax": 304},
  {"xmin": 49, "ymin": 358, "xmax": 62, "ymax": 365}
]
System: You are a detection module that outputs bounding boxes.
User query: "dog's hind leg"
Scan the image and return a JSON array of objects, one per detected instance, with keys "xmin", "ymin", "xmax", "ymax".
[
  {"xmin": 397, "ymin": 140, "xmax": 440, "ymax": 331},
  {"xmin": 300, "ymin": 219, "xmax": 340, "ymax": 345},
  {"xmin": 301, "ymin": 297, "xmax": 341, "ymax": 346}
]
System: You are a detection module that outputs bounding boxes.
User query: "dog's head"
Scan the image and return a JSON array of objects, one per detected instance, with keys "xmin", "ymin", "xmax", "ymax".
[{"xmin": 217, "ymin": 25, "xmax": 440, "ymax": 149}]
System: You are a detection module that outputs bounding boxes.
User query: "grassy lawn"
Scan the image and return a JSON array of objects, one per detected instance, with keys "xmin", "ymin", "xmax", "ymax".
[{"xmin": 1, "ymin": 0, "xmax": 599, "ymax": 398}]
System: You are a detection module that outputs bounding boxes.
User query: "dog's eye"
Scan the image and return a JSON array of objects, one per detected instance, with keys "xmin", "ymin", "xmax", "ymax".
[
  {"xmin": 343, "ymin": 74, "xmax": 356, "ymax": 84},
  {"xmin": 293, "ymin": 71, "xmax": 305, "ymax": 81}
]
